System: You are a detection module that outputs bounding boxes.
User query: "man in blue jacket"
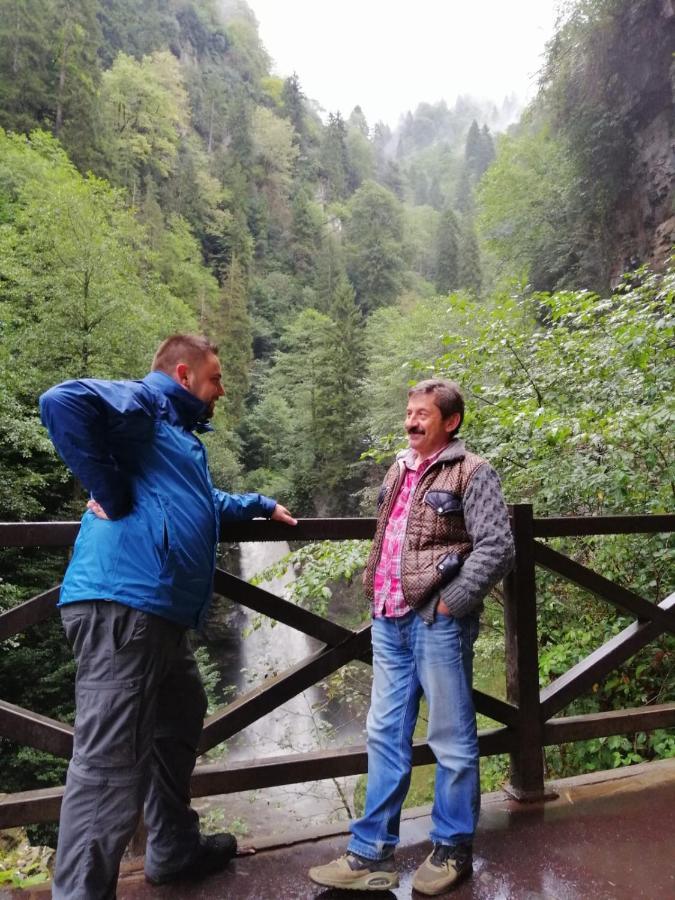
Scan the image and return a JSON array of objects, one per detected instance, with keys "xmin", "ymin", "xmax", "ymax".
[{"xmin": 40, "ymin": 334, "xmax": 296, "ymax": 899}]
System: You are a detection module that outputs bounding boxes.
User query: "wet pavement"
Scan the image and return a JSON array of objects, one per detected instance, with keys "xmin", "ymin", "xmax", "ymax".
[{"xmin": 4, "ymin": 758, "xmax": 674, "ymax": 899}]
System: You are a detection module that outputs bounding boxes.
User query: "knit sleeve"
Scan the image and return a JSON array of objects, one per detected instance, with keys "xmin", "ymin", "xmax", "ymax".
[{"xmin": 438, "ymin": 463, "xmax": 515, "ymax": 617}]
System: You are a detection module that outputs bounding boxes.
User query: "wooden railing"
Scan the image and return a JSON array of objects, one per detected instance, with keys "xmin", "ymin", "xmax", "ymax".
[{"xmin": 0, "ymin": 506, "xmax": 674, "ymax": 826}]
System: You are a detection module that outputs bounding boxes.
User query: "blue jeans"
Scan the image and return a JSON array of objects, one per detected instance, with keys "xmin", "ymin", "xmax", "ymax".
[{"xmin": 348, "ymin": 610, "xmax": 480, "ymax": 860}]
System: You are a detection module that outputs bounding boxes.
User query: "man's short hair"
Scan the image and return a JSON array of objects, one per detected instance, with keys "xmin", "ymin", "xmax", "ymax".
[
  {"xmin": 152, "ymin": 335, "xmax": 219, "ymax": 374},
  {"xmin": 408, "ymin": 378, "xmax": 464, "ymax": 436}
]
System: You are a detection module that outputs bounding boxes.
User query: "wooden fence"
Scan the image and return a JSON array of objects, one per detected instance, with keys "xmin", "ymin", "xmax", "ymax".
[{"xmin": 0, "ymin": 506, "xmax": 673, "ymax": 826}]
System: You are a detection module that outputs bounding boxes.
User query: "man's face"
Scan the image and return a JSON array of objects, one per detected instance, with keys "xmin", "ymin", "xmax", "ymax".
[
  {"xmin": 405, "ymin": 393, "xmax": 459, "ymax": 459},
  {"xmin": 180, "ymin": 352, "xmax": 225, "ymax": 419}
]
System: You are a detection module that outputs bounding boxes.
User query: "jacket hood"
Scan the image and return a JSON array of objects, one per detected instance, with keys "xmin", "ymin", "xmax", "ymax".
[{"xmin": 143, "ymin": 371, "xmax": 214, "ymax": 434}]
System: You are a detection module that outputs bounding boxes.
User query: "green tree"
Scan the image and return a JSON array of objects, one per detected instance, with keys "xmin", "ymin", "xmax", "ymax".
[
  {"xmin": 0, "ymin": 370, "xmax": 55, "ymax": 520},
  {"xmin": 455, "ymin": 167, "xmax": 473, "ymax": 215},
  {"xmin": 99, "ymin": 50, "xmax": 190, "ymax": 201},
  {"xmin": 363, "ymin": 297, "xmax": 461, "ymax": 457},
  {"xmin": 265, "ymin": 308, "xmax": 335, "ymax": 510},
  {"xmin": 464, "ymin": 120, "xmax": 482, "ymax": 178},
  {"xmin": 316, "ymin": 277, "xmax": 366, "ymax": 508},
  {"xmin": 289, "ymin": 188, "xmax": 323, "ymax": 284},
  {"xmin": 0, "ymin": 131, "xmax": 195, "ymax": 393},
  {"xmin": 403, "ymin": 205, "xmax": 440, "ymax": 284},
  {"xmin": 434, "ymin": 206, "xmax": 460, "ymax": 294},
  {"xmin": 0, "ymin": 0, "xmax": 54, "ymax": 134},
  {"xmin": 344, "ymin": 181, "xmax": 405, "ymax": 312},
  {"xmin": 152, "ymin": 214, "xmax": 221, "ymax": 326},
  {"xmin": 476, "ymin": 122, "xmax": 579, "ymax": 291},
  {"xmin": 250, "ymin": 104, "xmax": 298, "ymax": 228},
  {"xmin": 52, "ymin": 0, "xmax": 101, "ymax": 142},
  {"xmin": 216, "ymin": 255, "xmax": 252, "ymax": 423},
  {"xmin": 464, "ymin": 120, "xmax": 495, "ymax": 181},
  {"xmin": 97, "ymin": 0, "xmax": 178, "ymax": 65},
  {"xmin": 281, "ymin": 72, "xmax": 307, "ymax": 147},
  {"xmin": 314, "ymin": 231, "xmax": 347, "ymax": 313},
  {"xmin": 480, "ymin": 125, "xmax": 495, "ymax": 170},
  {"xmin": 457, "ymin": 218, "xmax": 482, "ymax": 295},
  {"xmin": 320, "ymin": 111, "xmax": 351, "ymax": 203}
]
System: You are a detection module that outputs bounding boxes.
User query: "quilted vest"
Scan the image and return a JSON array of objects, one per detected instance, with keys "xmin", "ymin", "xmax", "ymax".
[{"xmin": 363, "ymin": 444, "xmax": 486, "ymax": 610}]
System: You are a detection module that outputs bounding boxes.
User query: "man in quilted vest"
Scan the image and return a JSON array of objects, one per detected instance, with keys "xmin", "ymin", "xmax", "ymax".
[{"xmin": 309, "ymin": 378, "xmax": 514, "ymax": 895}]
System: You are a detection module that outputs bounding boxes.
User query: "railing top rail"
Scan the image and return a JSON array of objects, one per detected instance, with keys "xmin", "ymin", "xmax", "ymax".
[
  {"xmin": 0, "ymin": 522, "xmax": 81, "ymax": 548},
  {"xmin": 1, "ymin": 511, "xmax": 674, "ymax": 549},
  {"xmin": 0, "ymin": 518, "xmax": 378, "ymax": 548},
  {"xmin": 532, "ymin": 513, "xmax": 675, "ymax": 538}
]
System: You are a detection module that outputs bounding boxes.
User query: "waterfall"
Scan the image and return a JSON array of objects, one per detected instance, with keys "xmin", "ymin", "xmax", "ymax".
[
  {"xmin": 195, "ymin": 540, "xmax": 360, "ymax": 834},
  {"xmin": 231, "ymin": 540, "xmax": 324, "ymax": 759}
]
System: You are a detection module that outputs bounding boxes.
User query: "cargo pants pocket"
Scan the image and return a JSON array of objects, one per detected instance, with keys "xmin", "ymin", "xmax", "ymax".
[{"xmin": 73, "ymin": 677, "xmax": 142, "ymax": 768}]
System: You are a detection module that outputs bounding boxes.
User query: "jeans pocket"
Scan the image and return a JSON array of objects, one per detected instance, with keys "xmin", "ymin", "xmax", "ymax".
[{"xmin": 73, "ymin": 678, "xmax": 142, "ymax": 767}]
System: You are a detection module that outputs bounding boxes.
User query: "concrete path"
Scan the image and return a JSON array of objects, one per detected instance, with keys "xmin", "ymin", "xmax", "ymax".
[{"xmin": 4, "ymin": 758, "xmax": 674, "ymax": 899}]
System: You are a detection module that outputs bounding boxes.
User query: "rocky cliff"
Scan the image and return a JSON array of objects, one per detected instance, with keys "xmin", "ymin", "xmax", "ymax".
[{"xmin": 609, "ymin": 0, "xmax": 674, "ymax": 281}]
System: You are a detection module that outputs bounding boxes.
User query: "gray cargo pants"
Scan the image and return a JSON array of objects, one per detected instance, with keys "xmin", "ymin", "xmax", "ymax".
[{"xmin": 52, "ymin": 600, "xmax": 208, "ymax": 900}]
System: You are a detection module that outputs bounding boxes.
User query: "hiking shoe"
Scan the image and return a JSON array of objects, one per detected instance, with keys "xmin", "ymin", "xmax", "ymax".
[
  {"xmin": 412, "ymin": 843, "xmax": 472, "ymax": 895},
  {"xmin": 145, "ymin": 832, "xmax": 238, "ymax": 885},
  {"xmin": 308, "ymin": 851, "xmax": 399, "ymax": 891}
]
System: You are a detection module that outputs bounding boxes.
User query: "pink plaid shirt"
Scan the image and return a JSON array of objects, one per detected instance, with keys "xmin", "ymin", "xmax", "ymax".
[{"xmin": 372, "ymin": 446, "xmax": 445, "ymax": 618}]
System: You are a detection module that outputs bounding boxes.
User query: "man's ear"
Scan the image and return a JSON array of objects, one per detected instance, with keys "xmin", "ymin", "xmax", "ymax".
[
  {"xmin": 175, "ymin": 362, "xmax": 190, "ymax": 386},
  {"xmin": 445, "ymin": 412, "xmax": 461, "ymax": 435}
]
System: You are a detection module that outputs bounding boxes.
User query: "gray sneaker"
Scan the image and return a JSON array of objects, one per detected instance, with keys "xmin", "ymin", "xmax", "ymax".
[
  {"xmin": 412, "ymin": 843, "xmax": 472, "ymax": 895},
  {"xmin": 308, "ymin": 851, "xmax": 399, "ymax": 891}
]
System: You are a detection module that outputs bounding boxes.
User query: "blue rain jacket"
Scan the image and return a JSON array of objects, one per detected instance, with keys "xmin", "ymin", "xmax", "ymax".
[{"xmin": 39, "ymin": 371, "xmax": 276, "ymax": 628}]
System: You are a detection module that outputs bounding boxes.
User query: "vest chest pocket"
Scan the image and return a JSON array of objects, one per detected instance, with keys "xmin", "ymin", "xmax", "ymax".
[{"xmin": 424, "ymin": 490, "xmax": 462, "ymax": 516}]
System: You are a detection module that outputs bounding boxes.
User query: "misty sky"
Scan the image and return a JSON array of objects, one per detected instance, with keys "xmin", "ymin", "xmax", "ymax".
[{"xmin": 247, "ymin": 0, "xmax": 562, "ymax": 127}]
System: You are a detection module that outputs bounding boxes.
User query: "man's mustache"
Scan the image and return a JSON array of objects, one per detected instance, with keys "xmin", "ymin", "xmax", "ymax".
[{"xmin": 407, "ymin": 427, "xmax": 425, "ymax": 435}]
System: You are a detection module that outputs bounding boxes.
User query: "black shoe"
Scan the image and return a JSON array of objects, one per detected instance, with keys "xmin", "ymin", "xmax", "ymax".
[{"xmin": 145, "ymin": 832, "xmax": 238, "ymax": 885}]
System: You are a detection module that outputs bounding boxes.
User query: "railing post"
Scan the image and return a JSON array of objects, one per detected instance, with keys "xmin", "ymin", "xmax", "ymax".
[{"xmin": 502, "ymin": 503, "xmax": 550, "ymax": 800}]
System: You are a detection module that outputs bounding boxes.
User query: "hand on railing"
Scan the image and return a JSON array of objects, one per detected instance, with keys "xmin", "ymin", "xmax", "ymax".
[{"xmin": 271, "ymin": 503, "xmax": 297, "ymax": 526}]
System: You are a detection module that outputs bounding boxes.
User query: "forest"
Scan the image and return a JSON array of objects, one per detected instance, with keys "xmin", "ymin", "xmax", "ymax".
[{"xmin": 0, "ymin": 0, "xmax": 673, "ymax": 870}]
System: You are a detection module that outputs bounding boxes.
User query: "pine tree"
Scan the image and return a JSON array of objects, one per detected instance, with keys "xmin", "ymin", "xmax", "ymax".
[
  {"xmin": 320, "ymin": 111, "xmax": 351, "ymax": 202},
  {"xmin": 281, "ymin": 72, "xmax": 306, "ymax": 144},
  {"xmin": 315, "ymin": 232, "xmax": 347, "ymax": 313},
  {"xmin": 464, "ymin": 119, "xmax": 483, "ymax": 180},
  {"xmin": 0, "ymin": 0, "xmax": 53, "ymax": 134},
  {"xmin": 455, "ymin": 166, "xmax": 471, "ymax": 214},
  {"xmin": 315, "ymin": 277, "xmax": 366, "ymax": 509},
  {"xmin": 216, "ymin": 255, "xmax": 252, "ymax": 424},
  {"xmin": 289, "ymin": 188, "xmax": 322, "ymax": 284},
  {"xmin": 465, "ymin": 120, "xmax": 496, "ymax": 183},
  {"xmin": 344, "ymin": 181, "xmax": 405, "ymax": 313},
  {"xmin": 457, "ymin": 217, "xmax": 482, "ymax": 295},
  {"xmin": 480, "ymin": 124, "xmax": 496, "ymax": 172},
  {"xmin": 435, "ymin": 206, "xmax": 460, "ymax": 294},
  {"xmin": 381, "ymin": 159, "xmax": 404, "ymax": 199},
  {"xmin": 372, "ymin": 120, "xmax": 392, "ymax": 177},
  {"xmin": 348, "ymin": 105, "xmax": 369, "ymax": 137}
]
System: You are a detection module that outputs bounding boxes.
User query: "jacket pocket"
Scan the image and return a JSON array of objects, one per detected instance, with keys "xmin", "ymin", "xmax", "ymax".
[
  {"xmin": 436, "ymin": 551, "xmax": 463, "ymax": 585},
  {"xmin": 155, "ymin": 495, "xmax": 174, "ymax": 572},
  {"xmin": 424, "ymin": 490, "xmax": 462, "ymax": 515}
]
